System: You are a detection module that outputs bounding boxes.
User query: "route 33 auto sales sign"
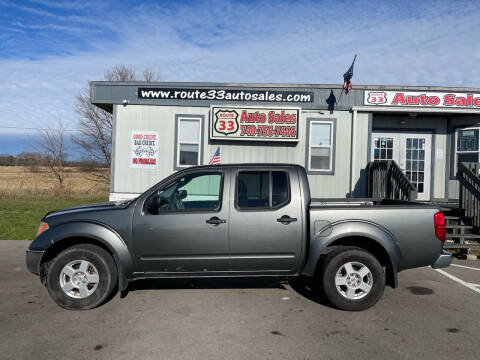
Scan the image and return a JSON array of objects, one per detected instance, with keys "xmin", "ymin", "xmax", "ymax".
[
  {"xmin": 131, "ymin": 131, "xmax": 158, "ymax": 168},
  {"xmin": 365, "ymin": 90, "xmax": 480, "ymax": 108},
  {"xmin": 210, "ymin": 106, "xmax": 300, "ymax": 142}
]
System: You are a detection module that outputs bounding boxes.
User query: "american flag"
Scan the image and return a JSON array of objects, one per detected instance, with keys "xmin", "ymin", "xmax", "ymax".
[
  {"xmin": 209, "ymin": 146, "xmax": 221, "ymax": 165},
  {"xmin": 343, "ymin": 54, "xmax": 357, "ymax": 94}
]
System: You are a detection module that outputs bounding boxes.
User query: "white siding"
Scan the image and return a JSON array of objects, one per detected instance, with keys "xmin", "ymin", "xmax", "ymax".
[
  {"xmin": 351, "ymin": 112, "xmax": 371, "ymax": 197},
  {"xmin": 111, "ymin": 105, "xmax": 355, "ymax": 199}
]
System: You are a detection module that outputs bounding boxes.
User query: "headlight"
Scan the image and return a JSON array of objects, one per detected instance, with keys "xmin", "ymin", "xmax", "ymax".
[{"xmin": 36, "ymin": 222, "xmax": 49, "ymax": 237}]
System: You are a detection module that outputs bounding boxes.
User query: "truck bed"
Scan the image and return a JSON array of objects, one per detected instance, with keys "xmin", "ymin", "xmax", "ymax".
[
  {"xmin": 308, "ymin": 199, "xmax": 442, "ymax": 272},
  {"xmin": 310, "ymin": 198, "xmax": 432, "ymax": 208}
]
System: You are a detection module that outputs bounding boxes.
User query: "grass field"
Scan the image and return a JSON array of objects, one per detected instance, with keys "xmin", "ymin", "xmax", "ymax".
[
  {"xmin": 0, "ymin": 196, "xmax": 109, "ymax": 240},
  {"xmin": 0, "ymin": 166, "xmax": 109, "ymax": 240},
  {"xmin": 0, "ymin": 166, "xmax": 109, "ymax": 198}
]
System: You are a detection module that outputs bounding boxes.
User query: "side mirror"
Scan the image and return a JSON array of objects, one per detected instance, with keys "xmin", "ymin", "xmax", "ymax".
[{"xmin": 178, "ymin": 189, "xmax": 187, "ymax": 200}]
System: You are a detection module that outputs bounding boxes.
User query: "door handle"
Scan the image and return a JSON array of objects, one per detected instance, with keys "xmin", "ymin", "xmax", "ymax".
[
  {"xmin": 206, "ymin": 217, "xmax": 226, "ymax": 225},
  {"xmin": 277, "ymin": 215, "xmax": 297, "ymax": 225}
]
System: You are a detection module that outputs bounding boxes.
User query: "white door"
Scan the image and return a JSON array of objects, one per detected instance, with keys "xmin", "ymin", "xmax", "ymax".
[{"xmin": 372, "ymin": 132, "xmax": 432, "ymax": 201}]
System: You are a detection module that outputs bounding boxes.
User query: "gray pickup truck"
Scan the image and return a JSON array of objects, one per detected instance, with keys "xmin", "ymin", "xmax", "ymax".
[{"xmin": 26, "ymin": 164, "xmax": 452, "ymax": 311}]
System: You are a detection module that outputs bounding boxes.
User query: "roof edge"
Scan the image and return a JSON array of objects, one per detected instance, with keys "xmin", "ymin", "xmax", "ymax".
[{"xmin": 89, "ymin": 81, "xmax": 480, "ymax": 92}]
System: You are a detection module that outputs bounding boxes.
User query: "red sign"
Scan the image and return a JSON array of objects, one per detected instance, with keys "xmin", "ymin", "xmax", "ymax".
[
  {"xmin": 131, "ymin": 131, "xmax": 158, "ymax": 168},
  {"xmin": 210, "ymin": 106, "xmax": 300, "ymax": 142},
  {"xmin": 365, "ymin": 91, "xmax": 480, "ymax": 108}
]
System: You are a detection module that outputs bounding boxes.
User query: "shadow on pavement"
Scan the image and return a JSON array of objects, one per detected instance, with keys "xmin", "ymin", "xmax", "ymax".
[
  {"xmin": 126, "ymin": 277, "xmax": 287, "ymax": 293},
  {"xmin": 122, "ymin": 276, "xmax": 333, "ymax": 308},
  {"xmin": 288, "ymin": 277, "xmax": 332, "ymax": 307}
]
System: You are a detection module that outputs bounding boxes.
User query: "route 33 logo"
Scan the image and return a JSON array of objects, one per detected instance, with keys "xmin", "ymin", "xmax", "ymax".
[
  {"xmin": 214, "ymin": 109, "xmax": 239, "ymax": 135},
  {"xmin": 366, "ymin": 91, "xmax": 387, "ymax": 105}
]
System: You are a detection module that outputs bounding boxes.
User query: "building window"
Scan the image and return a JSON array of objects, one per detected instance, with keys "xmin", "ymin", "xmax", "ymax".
[
  {"xmin": 455, "ymin": 128, "xmax": 480, "ymax": 173},
  {"xmin": 307, "ymin": 120, "xmax": 335, "ymax": 173},
  {"xmin": 176, "ymin": 116, "xmax": 202, "ymax": 168}
]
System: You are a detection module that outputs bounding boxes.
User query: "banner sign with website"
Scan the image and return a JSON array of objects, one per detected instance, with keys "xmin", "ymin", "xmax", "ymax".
[
  {"xmin": 131, "ymin": 130, "xmax": 158, "ymax": 168},
  {"xmin": 139, "ymin": 88, "xmax": 313, "ymax": 103},
  {"xmin": 210, "ymin": 106, "xmax": 300, "ymax": 142},
  {"xmin": 364, "ymin": 90, "xmax": 480, "ymax": 109}
]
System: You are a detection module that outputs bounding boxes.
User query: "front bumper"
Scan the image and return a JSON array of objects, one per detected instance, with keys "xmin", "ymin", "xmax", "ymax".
[
  {"xmin": 431, "ymin": 250, "xmax": 453, "ymax": 269},
  {"xmin": 26, "ymin": 249, "xmax": 45, "ymax": 275}
]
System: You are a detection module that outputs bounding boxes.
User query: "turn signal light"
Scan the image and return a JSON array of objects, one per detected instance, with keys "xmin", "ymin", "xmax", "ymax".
[
  {"xmin": 36, "ymin": 222, "xmax": 49, "ymax": 237},
  {"xmin": 434, "ymin": 212, "xmax": 446, "ymax": 243}
]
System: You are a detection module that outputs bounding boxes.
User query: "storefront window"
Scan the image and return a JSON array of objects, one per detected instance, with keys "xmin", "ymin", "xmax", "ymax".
[
  {"xmin": 373, "ymin": 137, "xmax": 394, "ymax": 160},
  {"xmin": 177, "ymin": 117, "xmax": 201, "ymax": 167},
  {"xmin": 308, "ymin": 121, "xmax": 334, "ymax": 172},
  {"xmin": 456, "ymin": 128, "xmax": 480, "ymax": 169}
]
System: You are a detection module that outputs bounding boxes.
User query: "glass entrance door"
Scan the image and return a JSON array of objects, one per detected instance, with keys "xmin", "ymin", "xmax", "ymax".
[
  {"xmin": 373, "ymin": 136, "xmax": 396, "ymax": 161},
  {"xmin": 372, "ymin": 132, "xmax": 432, "ymax": 201},
  {"xmin": 401, "ymin": 135, "xmax": 431, "ymax": 200}
]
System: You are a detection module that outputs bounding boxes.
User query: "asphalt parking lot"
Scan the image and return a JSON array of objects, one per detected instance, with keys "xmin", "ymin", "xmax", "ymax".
[{"xmin": 0, "ymin": 241, "xmax": 478, "ymax": 360}]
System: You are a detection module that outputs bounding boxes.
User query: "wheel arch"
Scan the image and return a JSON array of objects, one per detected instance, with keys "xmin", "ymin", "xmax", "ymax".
[
  {"xmin": 302, "ymin": 221, "xmax": 401, "ymax": 288},
  {"xmin": 317, "ymin": 237, "xmax": 397, "ymax": 288},
  {"xmin": 35, "ymin": 222, "xmax": 133, "ymax": 291}
]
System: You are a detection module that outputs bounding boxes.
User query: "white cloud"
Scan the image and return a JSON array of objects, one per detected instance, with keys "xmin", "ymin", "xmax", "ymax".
[
  {"xmin": 27, "ymin": 0, "xmax": 94, "ymax": 11},
  {"xmin": 0, "ymin": 0, "xmax": 479, "ymax": 134}
]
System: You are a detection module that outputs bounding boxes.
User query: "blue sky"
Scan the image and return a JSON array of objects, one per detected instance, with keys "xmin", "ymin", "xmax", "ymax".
[{"xmin": 0, "ymin": 0, "xmax": 480, "ymax": 156}]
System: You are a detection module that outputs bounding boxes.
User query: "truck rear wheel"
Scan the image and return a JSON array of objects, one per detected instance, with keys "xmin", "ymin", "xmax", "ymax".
[
  {"xmin": 319, "ymin": 246, "xmax": 385, "ymax": 311},
  {"xmin": 46, "ymin": 244, "xmax": 117, "ymax": 310}
]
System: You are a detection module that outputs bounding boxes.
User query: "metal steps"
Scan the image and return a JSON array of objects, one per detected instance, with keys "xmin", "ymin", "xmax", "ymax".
[
  {"xmin": 419, "ymin": 200, "xmax": 479, "ymax": 256},
  {"xmin": 441, "ymin": 210, "xmax": 480, "ymax": 255}
]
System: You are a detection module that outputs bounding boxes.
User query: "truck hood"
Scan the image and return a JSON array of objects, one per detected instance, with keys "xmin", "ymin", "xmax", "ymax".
[{"xmin": 43, "ymin": 200, "xmax": 131, "ymax": 220}]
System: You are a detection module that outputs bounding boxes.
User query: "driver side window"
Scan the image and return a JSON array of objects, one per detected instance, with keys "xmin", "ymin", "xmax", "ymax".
[{"xmin": 147, "ymin": 172, "xmax": 222, "ymax": 214}]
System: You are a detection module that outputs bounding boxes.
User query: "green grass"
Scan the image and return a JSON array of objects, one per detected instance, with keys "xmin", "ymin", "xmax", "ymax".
[{"xmin": 0, "ymin": 196, "xmax": 108, "ymax": 240}]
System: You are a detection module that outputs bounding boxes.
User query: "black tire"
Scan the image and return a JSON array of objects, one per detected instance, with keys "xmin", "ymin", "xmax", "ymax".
[
  {"xmin": 318, "ymin": 246, "xmax": 385, "ymax": 311},
  {"xmin": 46, "ymin": 244, "xmax": 117, "ymax": 310}
]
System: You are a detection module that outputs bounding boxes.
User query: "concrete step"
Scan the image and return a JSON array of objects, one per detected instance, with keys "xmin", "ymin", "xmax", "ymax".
[
  {"xmin": 444, "ymin": 216, "xmax": 460, "ymax": 220},
  {"xmin": 420, "ymin": 200, "xmax": 459, "ymax": 207},
  {"xmin": 445, "ymin": 224, "xmax": 473, "ymax": 229},
  {"xmin": 442, "ymin": 208, "xmax": 464, "ymax": 215},
  {"xmin": 446, "ymin": 233, "xmax": 480, "ymax": 239},
  {"xmin": 437, "ymin": 205, "xmax": 460, "ymax": 210},
  {"xmin": 444, "ymin": 243, "xmax": 480, "ymax": 249}
]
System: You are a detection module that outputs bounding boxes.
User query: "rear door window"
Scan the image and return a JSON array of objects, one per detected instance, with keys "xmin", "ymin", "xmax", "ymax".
[
  {"xmin": 237, "ymin": 170, "xmax": 290, "ymax": 210},
  {"xmin": 272, "ymin": 171, "xmax": 289, "ymax": 207},
  {"xmin": 237, "ymin": 171, "xmax": 270, "ymax": 208}
]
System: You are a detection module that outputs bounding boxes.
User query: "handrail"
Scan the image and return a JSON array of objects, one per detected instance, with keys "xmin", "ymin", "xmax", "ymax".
[
  {"xmin": 457, "ymin": 162, "xmax": 480, "ymax": 229},
  {"xmin": 366, "ymin": 160, "xmax": 417, "ymax": 201}
]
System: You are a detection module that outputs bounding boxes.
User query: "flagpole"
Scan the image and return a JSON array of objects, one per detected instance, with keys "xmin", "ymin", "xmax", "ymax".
[{"xmin": 336, "ymin": 88, "xmax": 345, "ymax": 105}]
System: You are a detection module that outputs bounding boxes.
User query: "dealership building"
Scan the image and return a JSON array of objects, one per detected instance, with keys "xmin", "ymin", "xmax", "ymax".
[{"xmin": 90, "ymin": 81, "xmax": 480, "ymax": 203}]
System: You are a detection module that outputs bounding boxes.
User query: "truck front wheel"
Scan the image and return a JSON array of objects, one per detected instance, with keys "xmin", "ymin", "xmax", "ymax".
[
  {"xmin": 46, "ymin": 244, "xmax": 117, "ymax": 310},
  {"xmin": 319, "ymin": 246, "xmax": 385, "ymax": 311}
]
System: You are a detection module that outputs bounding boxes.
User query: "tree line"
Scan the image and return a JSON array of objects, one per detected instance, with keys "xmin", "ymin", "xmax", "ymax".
[
  {"xmin": 0, "ymin": 152, "xmax": 105, "ymax": 169},
  {"xmin": 27, "ymin": 65, "xmax": 159, "ymax": 188}
]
